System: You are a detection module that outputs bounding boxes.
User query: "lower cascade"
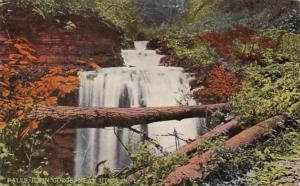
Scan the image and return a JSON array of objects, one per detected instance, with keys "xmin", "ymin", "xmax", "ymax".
[{"xmin": 74, "ymin": 41, "xmax": 204, "ymax": 178}]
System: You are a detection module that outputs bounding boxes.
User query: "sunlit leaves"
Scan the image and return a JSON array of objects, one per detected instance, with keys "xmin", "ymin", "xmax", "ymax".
[{"xmin": 230, "ymin": 60, "xmax": 300, "ymax": 125}]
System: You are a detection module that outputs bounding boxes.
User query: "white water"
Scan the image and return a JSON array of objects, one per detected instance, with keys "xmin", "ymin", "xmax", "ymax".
[{"xmin": 74, "ymin": 41, "xmax": 205, "ymax": 178}]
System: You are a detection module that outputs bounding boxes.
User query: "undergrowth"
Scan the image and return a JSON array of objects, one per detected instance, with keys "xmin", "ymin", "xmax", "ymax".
[{"xmin": 201, "ymin": 124, "xmax": 300, "ymax": 186}]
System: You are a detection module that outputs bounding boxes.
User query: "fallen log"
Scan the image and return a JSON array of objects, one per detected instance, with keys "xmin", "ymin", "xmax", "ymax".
[
  {"xmin": 173, "ymin": 120, "xmax": 240, "ymax": 155},
  {"xmin": 28, "ymin": 103, "xmax": 229, "ymax": 129},
  {"xmin": 163, "ymin": 115, "xmax": 285, "ymax": 186},
  {"xmin": 127, "ymin": 120, "xmax": 240, "ymax": 182}
]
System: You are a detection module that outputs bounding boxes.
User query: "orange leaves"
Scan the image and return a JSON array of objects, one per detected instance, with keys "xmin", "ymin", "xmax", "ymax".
[
  {"xmin": 31, "ymin": 120, "xmax": 39, "ymax": 129},
  {"xmin": 45, "ymin": 97, "xmax": 58, "ymax": 105},
  {"xmin": 1, "ymin": 36, "xmax": 79, "ymax": 132},
  {"xmin": 17, "ymin": 110, "xmax": 25, "ymax": 120},
  {"xmin": 66, "ymin": 68, "xmax": 78, "ymax": 75},
  {"xmin": 8, "ymin": 54, "xmax": 23, "ymax": 61},
  {"xmin": 2, "ymin": 89, "xmax": 10, "ymax": 97},
  {"xmin": 0, "ymin": 82, "xmax": 9, "ymax": 88},
  {"xmin": 89, "ymin": 62, "xmax": 101, "ymax": 70},
  {"xmin": 36, "ymin": 75, "xmax": 79, "ymax": 97},
  {"xmin": 75, "ymin": 60, "xmax": 101, "ymax": 70},
  {"xmin": 0, "ymin": 121, "xmax": 6, "ymax": 129},
  {"xmin": 49, "ymin": 67, "xmax": 62, "ymax": 75},
  {"xmin": 14, "ymin": 43, "xmax": 38, "ymax": 62},
  {"xmin": 19, "ymin": 60, "xmax": 29, "ymax": 65},
  {"xmin": 0, "ymin": 38, "xmax": 40, "ymax": 124},
  {"xmin": 193, "ymin": 66, "xmax": 242, "ymax": 103},
  {"xmin": 14, "ymin": 43, "xmax": 35, "ymax": 53},
  {"xmin": 20, "ymin": 120, "xmax": 40, "ymax": 138}
]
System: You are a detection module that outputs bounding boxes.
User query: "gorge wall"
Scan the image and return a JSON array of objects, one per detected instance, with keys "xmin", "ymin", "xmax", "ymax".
[{"xmin": 0, "ymin": 8, "xmax": 124, "ymax": 176}]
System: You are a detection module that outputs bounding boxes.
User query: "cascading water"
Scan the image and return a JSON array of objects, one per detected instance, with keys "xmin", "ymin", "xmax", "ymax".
[{"xmin": 74, "ymin": 41, "xmax": 205, "ymax": 178}]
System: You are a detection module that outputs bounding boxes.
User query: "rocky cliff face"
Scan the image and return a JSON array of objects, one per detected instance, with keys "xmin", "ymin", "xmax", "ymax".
[
  {"xmin": 2, "ymin": 9, "xmax": 123, "ymax": 67},
  {"xmin": 0, "ymin": 8, "xmax": 124, "ymax": 177}
]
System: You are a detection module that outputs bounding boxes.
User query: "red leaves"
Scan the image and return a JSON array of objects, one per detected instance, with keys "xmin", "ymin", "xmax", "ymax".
[
  {"xmin": 193, "ymin": 66, "xmax": 242, "ymax": 103},
  {"xmin": 257, "ymin": 37, "xmax": 278, "ymax": 48},
  {"xmin": 199, "ymin": 26, "xmax": 278, "ymax": 64}
]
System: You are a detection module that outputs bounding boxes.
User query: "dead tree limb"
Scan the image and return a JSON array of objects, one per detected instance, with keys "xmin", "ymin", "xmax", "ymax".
[
  {"xmin": 127, "ymin": 120, "xmax": 239, "ymax": 182},
  {"xmin": 28, "ymin": 103, "xmax": 229, "ymax": 129},
  {"xmin": 163, "ymin": 115, "xmax": 285, "ymax": 186},
  {"xmin": 173, "ymin": 120, "xmax": 240, "ymax": 156}
]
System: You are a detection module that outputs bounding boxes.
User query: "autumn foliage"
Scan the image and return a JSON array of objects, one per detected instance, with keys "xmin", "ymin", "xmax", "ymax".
[
  {"xmin": 199, "ymin": 26, "xmax": 279, "ymax": 64},
  {"xmin": 0, "ymin": 37, "xmax": 80, "ymax": 132},
  {"xmin": 193, "ymin": 65, "xmax": 242, "ymax": 103}
]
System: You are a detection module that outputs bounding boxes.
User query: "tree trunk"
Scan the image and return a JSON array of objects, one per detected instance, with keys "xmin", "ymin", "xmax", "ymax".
[
  {"xmin": 173, "ymin": 120, "xmax": 240, "ymax": 155},
  {"xmin": 127, "ymin": 120, "xmax": 240, "ymax": 182},
  {"xmin": 163, "ymin": 115, "xmax": 285, "ymax": 186},
  {"xmin": 28, "ymin": 103, "xmax": 229, "ymax": 129}
]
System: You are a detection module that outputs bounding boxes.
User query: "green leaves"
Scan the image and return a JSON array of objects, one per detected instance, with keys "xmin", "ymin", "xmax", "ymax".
[
  {"xmin": 0, "ymin": 119, "xmax": 51, "ymax": 180},
  {"xmin": 6, "ymin": 0, "xmax": 143, "ymax": 40},
  {"xmin": 230, "ymin": 60, "xmax": 300, "ymax": 125},
  {"xmin": 203, "ymin": 127, "xmax": 300, "ymax": 185},
  {"xmin": 247, "ymin": 163, "xmax": 293, "ymax": 185},
  {"xmin": 128, "ymin": 141, "xmax": 188, "ymax": 185}
]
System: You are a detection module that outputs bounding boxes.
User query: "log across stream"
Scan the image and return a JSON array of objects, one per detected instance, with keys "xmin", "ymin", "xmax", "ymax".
[
  {"xmin": 29, "ymin": 103, "xmax": 229, "ymax": 129},
  {"xmin": 67, "ymin": 41, "xmax": 213, "ymax": 178}
]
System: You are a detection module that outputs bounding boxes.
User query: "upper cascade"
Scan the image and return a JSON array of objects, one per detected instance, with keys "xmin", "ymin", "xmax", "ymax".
[{"xmin": 121, "ymin": 41, "xmax": 163, "ymax": 67}]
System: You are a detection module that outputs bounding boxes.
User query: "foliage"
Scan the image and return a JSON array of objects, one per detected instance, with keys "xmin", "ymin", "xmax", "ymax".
[
  {"xmin": 166, "ymin": 34, "xmax": 215, "ymax": 64},
  {"xmin": 184, "ymin": 0, "xmax": 222, "ymax": 30},
  {"xmin": 123, "ymin": 141, "xmax": 188, "ymax": 185},
  {"xmin": 0, "ymin": 119, "xmax": 51, "ymax": 183},
  {"xmin": 230, "ymin": 59, "xmax": 300, "ymax": 125},
  {"xmin": 0, "ymin": 37, "xmax": 79, "ymax": 133},
  {"xmin": 196, "ymin": 135, "xmax": 227, "ymax": 154},
  {"xmin": 246, "ymin": 129, "xmax": 300, "ymax": 185},
  {"xmin": 146, "ymin": 27, "xmax": 217, "ymax": 65},
  {"xmin": 183, "ymin": 0, "xmax": 300, "ymax": 34},
  {"xmin": 92, "ymin": 0, "xmax": 144, "ymax": 40},
  {"xmin": 193, "ymin": 65, "xmax": 242, "ymax": 103},
  {"xmin": 199, "ymin": 26, "xmax": 280, "ymax": 64},
  {"xmin": 247, "ymin": 163, "xmax": 293, "ymax": 186},
  {"xmin": 202, "ymin": 127, "xmax": 300, "ymax": 185},
  {"xmin": 278, "ymin": 9, "xmax": 300, "ymax": 33},
  {"xmin": 4, "ymin": 0, "xmax": 143, "ymax": 40}
]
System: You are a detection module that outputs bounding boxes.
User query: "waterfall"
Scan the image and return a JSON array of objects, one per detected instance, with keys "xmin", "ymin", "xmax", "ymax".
[{"xmin": 74, "ymin": 41, "xmax": 205, "ymax": 178}]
